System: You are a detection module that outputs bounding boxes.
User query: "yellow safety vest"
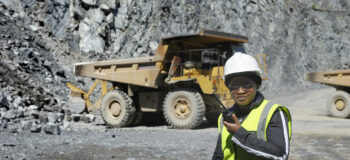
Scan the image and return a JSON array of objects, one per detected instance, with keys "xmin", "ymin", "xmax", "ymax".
[{"xmin": 218, "ymin": 100, "xmax": 292, "ymax": 160}]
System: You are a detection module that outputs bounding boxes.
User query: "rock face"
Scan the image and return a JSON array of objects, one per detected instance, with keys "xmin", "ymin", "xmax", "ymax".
[
  {"xmin": 4, "ymin": 0, "xmax": 348, "ymax": 90},
  {"xmin": 78, "ymin": 8, "xmax": 106, "ymax": 53},
  {"xmin": 0, "ymin": 0, "xmax": 349, "ymax": 132}
]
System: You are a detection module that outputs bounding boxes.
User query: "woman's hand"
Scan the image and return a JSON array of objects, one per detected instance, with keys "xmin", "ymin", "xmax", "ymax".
[{"xmin": 223, "ymin": 114, "xmax": 241, "ymax": 133}]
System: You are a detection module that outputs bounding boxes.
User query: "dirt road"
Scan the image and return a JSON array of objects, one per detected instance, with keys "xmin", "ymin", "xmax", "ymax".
[
  {"xmin": 1, "ymin": 87, "xmax": 350, "ymax": 160},
  {"xmin": 266, "ymin": 87, "xmax": 350, "ymax": 160}
]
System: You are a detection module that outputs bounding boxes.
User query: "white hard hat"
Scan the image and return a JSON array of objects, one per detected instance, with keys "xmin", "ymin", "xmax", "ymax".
[{"xmin": 224, "ymin": 52, "xmax": 261, "ymax": 77}]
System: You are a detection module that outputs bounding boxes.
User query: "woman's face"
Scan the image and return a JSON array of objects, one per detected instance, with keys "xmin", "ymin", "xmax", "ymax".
[{"xmin": 227, "ymin": 76, "xmax": 257, "ymax": 107}]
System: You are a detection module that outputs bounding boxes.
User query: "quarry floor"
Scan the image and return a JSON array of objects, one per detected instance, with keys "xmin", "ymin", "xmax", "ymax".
[{"xmin": 1, "ymin": 87, "xmax": 350, "ymax": 160}]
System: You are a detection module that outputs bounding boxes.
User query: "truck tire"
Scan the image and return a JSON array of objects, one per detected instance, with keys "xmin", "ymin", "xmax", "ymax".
[
  {"xmin": 163, "ymin": 89, "xmax": 205, "ymax": 129},
  {"xmin": 101, "ymin": 90, "xmax": 136, "ymax": 128},
  {"xmin": 327, "ymin": 90, "xmax": 350, "ymax": 118},
  {"xmin": 205, "ymin": 112, "xmax": 220, "ymax": 126}
]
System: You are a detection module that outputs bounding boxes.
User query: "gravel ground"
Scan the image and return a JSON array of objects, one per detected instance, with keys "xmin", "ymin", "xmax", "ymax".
[
  {"xmin": 1, "ymin": 88, "xmax": 350, "ymax": 160},
  {"xmin": 1, "ymin": 124, "xmax": 350, "ymax": 160},
  {"xmin": 0, "ymin": 122, "xmax": 218, "ymax": 160}
]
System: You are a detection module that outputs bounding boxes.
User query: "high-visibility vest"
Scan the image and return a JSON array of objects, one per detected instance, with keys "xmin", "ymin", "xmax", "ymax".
[{"xmin": 218, "ymin": 100, "xmax": 292, "ymax": 160}]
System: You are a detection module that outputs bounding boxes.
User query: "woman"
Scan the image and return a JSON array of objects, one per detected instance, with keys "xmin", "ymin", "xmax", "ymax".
[{"xmin": 212, "ymin": 52, "xmax": 292, "ymax": 160}]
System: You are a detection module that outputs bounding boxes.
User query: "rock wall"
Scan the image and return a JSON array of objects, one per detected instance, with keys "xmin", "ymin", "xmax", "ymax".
[{"xmin": 3, "ymin": 0, "xmax": 349, "ymax": 91}]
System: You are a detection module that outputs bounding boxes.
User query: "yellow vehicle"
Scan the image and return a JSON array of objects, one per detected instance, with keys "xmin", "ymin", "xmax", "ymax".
[
  {"xmin": 306, "ymin": 70, "xmax": 350, "ymax": 118},
  {"xmin": 67, "ymin": 30, "xmax": 267, "ymax": 129}
]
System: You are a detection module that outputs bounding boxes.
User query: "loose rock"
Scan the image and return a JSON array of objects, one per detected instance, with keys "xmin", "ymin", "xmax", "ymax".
[{"xmin": 42, "ymin": 124, "xmax": 61, "ymax": 135}]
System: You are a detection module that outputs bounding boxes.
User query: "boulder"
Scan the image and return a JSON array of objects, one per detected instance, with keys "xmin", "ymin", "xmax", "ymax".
[
  {"xmin": 29, "ymin": 110, "xmax": 40, "ymax": 119},
  {"xmin": 0, "ymin": 95, "xmax": 9, "ymax": 109},
  {"xmin": 80, "ymin": 114, "xmax": 95, "ymax": 123},
  {"xmin": 3, "ymin": 110, "xmax": 16, "ymax": 119},
  {"xmin": 30, "ymin": 124, "xmax": 42, "ymax": 133},
  {"xmin": 43, "ymin": 124, "xmax": 61, "ymax": 135},
  {"xmin": 47, "ymin": 112, "xmax": 60, "ymax": 124},
  {"xmin": 21, "ymin": 120, "xmax": 34, "ymax": 131},
  {"xmin": 81, "ymin": 0, "xmax": 97, "ymax": 7},
  {"xmin": 28, "ymin": 105, "xmax": 39, "ymax": 110},
  {"xmin": 78, "ymin": 9, "xmax": 106, "ymax": 53}
]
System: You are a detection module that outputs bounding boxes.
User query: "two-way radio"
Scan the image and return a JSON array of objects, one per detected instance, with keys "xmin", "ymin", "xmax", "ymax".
[{"xmin": 212, "ymin": 95, "xmax": 235, "ymax": 124}]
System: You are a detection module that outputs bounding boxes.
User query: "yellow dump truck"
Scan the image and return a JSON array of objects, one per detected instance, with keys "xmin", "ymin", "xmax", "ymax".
[
  {"xmin": 67, "ymin": 30, "xmax": 267, "ymax": 129},
  {"xmin": 306, "ymin": 70, "xmax": 350, "ymax": 118}
]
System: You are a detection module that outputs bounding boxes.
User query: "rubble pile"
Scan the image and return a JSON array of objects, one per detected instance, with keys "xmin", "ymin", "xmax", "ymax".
[{"xmin": 0, "ymin": 3, "xmax": 94, "ymax": 134}]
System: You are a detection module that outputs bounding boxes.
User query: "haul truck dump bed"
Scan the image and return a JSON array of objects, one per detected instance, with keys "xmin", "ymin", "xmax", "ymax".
[
  {"xmin": 306, "ymin": 69, "xmax": 350, "ymax": 118},
  {"xmin": 306, "ymin": 70, "xmax": 350, "ymax": 87},
  {"xmin": 74, "ymin": 56, "xmax": 163, "ymax": 88}
]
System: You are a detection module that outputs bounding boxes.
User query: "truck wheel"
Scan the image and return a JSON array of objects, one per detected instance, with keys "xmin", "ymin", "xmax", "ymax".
[
  {"xmin": 205, "ymin": 112, "xmax": 220, "ymax": 126},
  {"xmin": 163, "ymin": 90, "xmax": 205, "ymax": 129},
  {"xmin": 327, "ymin": 90, "xmax": 350, "ymax": 118},
  {"xmin": 101, "ymin": 90, "xmax": 136, "ymax": 128}
]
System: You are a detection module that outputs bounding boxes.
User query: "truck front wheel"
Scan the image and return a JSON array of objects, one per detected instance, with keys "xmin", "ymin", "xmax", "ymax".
[
  {"xmin": 163, "ymin": 89, "xmax": 205, "ymax": 129},
  {"xmin": 327, "ymin": 90, "xmax": 350, "ymax": 118},
  {"xmin": 101, "ymin": 90, "xmax": 136, "ymax": 128}
]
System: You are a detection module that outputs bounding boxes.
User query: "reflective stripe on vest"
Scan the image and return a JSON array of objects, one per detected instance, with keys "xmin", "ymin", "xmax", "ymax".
[{"xmin": 218, "ymin": 100, "xmax": 292, "ymax": 160}]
